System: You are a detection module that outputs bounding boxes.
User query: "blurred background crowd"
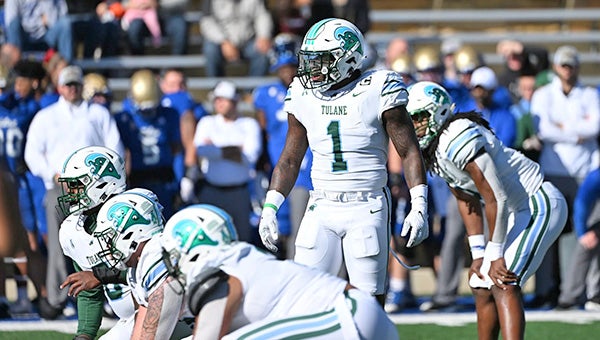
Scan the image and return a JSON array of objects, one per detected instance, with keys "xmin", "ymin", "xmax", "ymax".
[{"xmin": 0, "ymin": 0, "xmax": 599, "ymax": 322}]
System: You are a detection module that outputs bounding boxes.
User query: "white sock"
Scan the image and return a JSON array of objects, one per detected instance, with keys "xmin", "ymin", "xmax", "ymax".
[{"xmin": 389, "ymin": 278, "xmax": 406, "ymax": 293}]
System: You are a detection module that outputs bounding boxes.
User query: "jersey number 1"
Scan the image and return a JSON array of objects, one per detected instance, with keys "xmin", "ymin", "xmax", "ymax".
[{"xmin": 327, "ymin": 121, "xmax": 347, "ymax": 172}]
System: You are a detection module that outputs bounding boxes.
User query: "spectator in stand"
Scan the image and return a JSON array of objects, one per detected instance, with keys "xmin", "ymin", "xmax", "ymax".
[
  {"xmin": 469, "ymin": 66, "xmax": 516, "ymax": 148},
  {"xmin": 200, "ymin": 0, "xmax": 273, "ymax": 77},
  {"xmin": 194, "ymin": 81, "xmax": 262, "ymax": 243},
  {"xmin": 24, "ymin": 65, "xmax": 124, "ymax": 319},
  {"xmin": 3, "ymin": 0, "xmax": 74, "ymax": 62},
  {"xmin": 440, "ymin": 38, "xmax": 462, "ymax": 85},
  {"xmin": 253, "ymin": 33, "xmax": 312, "ymax": 259},
  {"xmin": 497, "ymin": 39, "xmax": 549, "ymax": 104},
  {"xmin": 509, "ymin": 70, "xmax": 542, "ymax": 162},
  {"xmin": 529, "ymin": 45, "xmax": 600, "ymax": 309},
  {"xmin": 158, "ymin": 67, "xmax": 208, "ymax": 205},
  {"xmin": 122, "ymin": 0, "xmax": 162, "ymax": 49},
  {"xmin": 40, "ymin": 51, "xmax": 68, "ymax": 108},
  {"xmin": 378, "ymin": 37, "xmax": 410, "ymax": 70},
  {"xmin": 556, "ymin": 165, "xmax": 600, "ymax": 311},
  {"xmin": 68, "ymin": 0, "xmax": 122, "ymax": 59},
  {"xmin": 115, "ymin": 69, "xmax": 181, "ymax": 219},
  {"xmin": 123, "ymin": 0, "xmax": 189, "ymax": 55},
  {"xmin": 331, "ymin": 0, "xmax": 371, "ymax": 34}
]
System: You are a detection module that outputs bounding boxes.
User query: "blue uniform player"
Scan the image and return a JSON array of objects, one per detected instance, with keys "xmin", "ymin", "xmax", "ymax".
[
  {"xmin": 115, "ymin": 69, "xmax": 181, "ymax": 218},
  {"xmin": 253, "ymin": 33, "xmax": 313, "ymax": 258},
  {"xmin": 159, "ymin": 68, "xmax": 208, "ymax": 203},
  {"xmin": 0, "ymin": 59, "xmax": 48, "ymax": 314}
]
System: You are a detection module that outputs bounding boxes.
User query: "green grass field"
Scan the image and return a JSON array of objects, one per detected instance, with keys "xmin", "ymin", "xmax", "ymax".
[{"xmin": 1, "ymin": 322, "xmax": 600, "ymax": 339}]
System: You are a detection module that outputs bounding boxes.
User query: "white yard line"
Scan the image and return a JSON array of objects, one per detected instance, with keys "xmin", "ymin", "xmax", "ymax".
[
  {"xmin": 389, "ymin": 310, "xmax": 600, "ymax": 326},
  {"xmin": 1, "ymin": 311, "xmax": 599, "ymax": 332}
]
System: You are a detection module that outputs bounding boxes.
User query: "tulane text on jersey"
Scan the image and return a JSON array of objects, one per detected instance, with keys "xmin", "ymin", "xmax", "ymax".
[{"xmin": 321, "ymin": 105, "xmax": 348, "ymax": 115}]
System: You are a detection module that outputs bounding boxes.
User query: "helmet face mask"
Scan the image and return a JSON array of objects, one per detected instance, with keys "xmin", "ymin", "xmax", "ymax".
[
  {"xmin": 161, "ymin": 204, "xmax": 239, "ymax": 288},
  {"xmin": 406, "ymin": 81, "xmax": 455, "ymax": 148},
  {"xmin": 297, "ymin": 18, "xmax": 365, "ymax": 92},
  {"xmin": 58, "ymin": 147, "xmax": 126, "ymax": 216},
  {"xmin": 94, "ymin": 191, "xmax": 164, "ymax": 270}
]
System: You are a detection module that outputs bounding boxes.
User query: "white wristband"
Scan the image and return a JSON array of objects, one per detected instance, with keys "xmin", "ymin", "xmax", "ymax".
[
  {"xmin": 468, "ymin": 234, "xmax": 485, "ymax": 259},
  {"xmin": 484, "ymin": 241, "xmax": 504, "ymax": 261},
  {"xmin": 409, "ymin": 184, "xmax": 428, "ymax": 206},
  {"xmin": 264, "ymin": 190, "xmax": 285, "ymax": 212}
]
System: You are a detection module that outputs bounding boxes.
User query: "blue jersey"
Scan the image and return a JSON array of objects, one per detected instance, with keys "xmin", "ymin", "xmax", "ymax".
[
  {"xmin": 480, "ymin": 103, "xmax": 517, "ymax": 148},
  {"xmin": 0, "ymin": 92, "xmax": 39, "ymax": 173},
  {"xmin": 254, "ymin": 81, "xmax": 313, "ymax": 235},
  {"xmin": 253, "ymin": 81, "xmax": 313, "ymax": 190},
  {"xmin": 160, "ymin": 91, "xmax": 208, "ymax": 121},
  {"xmin": 39, "ymin": 91, "xmax": 60, "ymax": 109},
  {"xmin": 115, "ymin": 104, "xmax": 181, "ymax": 218},
  {"xmin": 114, "ymin": 105, "xmax": 181, "ymax": 171},
  {"xmin": 160, "ymin": 91, "xmax": 208, "ymax": 181},
  {"xmin": 0, "ymin": 92, "xmax": 47, "ymax": 235},
  {"xmin": 443, "ymin": 80, "xmax": 477, "ymax": 113},
  {"xmin": 573, "ymin": 168, "xmax": 600, "ymax": 238}
]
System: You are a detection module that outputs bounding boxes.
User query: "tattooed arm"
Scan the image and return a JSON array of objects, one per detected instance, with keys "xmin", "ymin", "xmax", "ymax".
[{"xmin": 132, "ymin": 277, "xmax": 184, "ymax": 340}]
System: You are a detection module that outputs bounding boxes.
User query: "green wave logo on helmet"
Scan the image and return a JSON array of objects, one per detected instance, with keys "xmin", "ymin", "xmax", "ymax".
[
  {"xmin": 171, "ymin": 219, "xmax": 218, "ymax": 252},
  {"xmin": 425, "ymin": 84, "xmax": 451, "ymax": 106},
  {"xmin": 106, "ymin": 202, "xmax": 151, "ymax": 232},
  {"xmin": 334, "ymin": 26, "xmax": 362, "ymax": 55},
  {"xmin": 85, "ymin": 153, "xmax": 122, "ymax": 179}
]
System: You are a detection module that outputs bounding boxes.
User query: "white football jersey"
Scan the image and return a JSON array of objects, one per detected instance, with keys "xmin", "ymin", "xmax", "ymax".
[
  {"xmin": 60, "ymin": 214, "xmax": 104, "ymax": 269},
  {"xmin": 127, "ymin": 235, "xmax": 170, "ymax": 307},
  {"xmin": 284, "ymin": 70, "xmax": 408, "ymax": 191},
  {"xmin": 185, "ymin": 242, "xmax": 348, "ymax": 327},
  {"xmin": 59, "ymin": 214, "xmax": 134, "ymax": 319},
  {"xmin": 434, "ymin": 118, "xmax": 543, "ymax": 208}
]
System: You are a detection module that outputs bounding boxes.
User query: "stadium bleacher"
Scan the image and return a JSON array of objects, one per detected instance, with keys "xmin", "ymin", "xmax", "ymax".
[{"xmin": 68, "ymin": 0, "xmax": 600, "ymax": 104}]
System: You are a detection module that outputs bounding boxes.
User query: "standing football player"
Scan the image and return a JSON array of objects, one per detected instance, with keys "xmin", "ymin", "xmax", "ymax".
[{"xmin": 258, "ymin": 18, "xmax": 429, "ymax": 305}]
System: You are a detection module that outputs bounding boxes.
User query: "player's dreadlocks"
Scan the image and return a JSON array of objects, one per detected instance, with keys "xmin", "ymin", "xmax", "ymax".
[{"xmin": 421, "ymin": 111, "xmax": 494, "ymax": 172}]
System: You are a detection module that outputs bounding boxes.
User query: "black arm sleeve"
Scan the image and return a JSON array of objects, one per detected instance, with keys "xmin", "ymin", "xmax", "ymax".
[{"xmin": 92, "ymin": 265, "xmax": 128, "ymax": 285}]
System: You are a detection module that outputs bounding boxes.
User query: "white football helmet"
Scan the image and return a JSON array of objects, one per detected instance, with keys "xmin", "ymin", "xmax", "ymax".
[
  {"xmin": 406, "ymin": 81, "xmax": 455, "ymax": 148},
  {"xmin": 297, "ymin": 18, "xmax": 366, "ymax": 92},
  {"xmin": 94, "ymin": 190, "xmax": 164, "ymax": 269},
  {"xmin": 58, "ymin": 146, "xmax": 126, "ymax": 215},
  {"xmin": 161, "ymin": 204, "xmax": 238, "ymax": 286}
]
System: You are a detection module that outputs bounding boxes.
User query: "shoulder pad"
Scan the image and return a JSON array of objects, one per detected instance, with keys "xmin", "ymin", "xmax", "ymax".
[
  {"xmin": 439, "ymin": 119, "xmax": 486, "ymax": 170},
  {"xmin": 188, "ymin": 267, "xmax": 230, "ymax": 315}
]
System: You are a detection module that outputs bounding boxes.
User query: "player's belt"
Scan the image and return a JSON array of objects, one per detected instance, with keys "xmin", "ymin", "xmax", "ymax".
[{"xmin": 311, "ymin": 189, "xmax": 377, "ymax": 202}]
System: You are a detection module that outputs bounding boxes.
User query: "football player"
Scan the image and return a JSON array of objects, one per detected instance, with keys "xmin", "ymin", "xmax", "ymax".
[
  {"xmin": 161, "ymin": 204, "xmax": 399, "ymax": 339},
  {"xmin": 407, "ymin": 81, "xmax": 567, "ymax": 339},
  {"xmin": 57, "ymin": 146, "xmax": 134, "ymax": 339},
  {"xmin": 115, "ymin": 69, "xmax": 181, "ymax": 218},
  {"xmin": 0, "ymin": 59, "xmax": 48, "ymax": 315},
  {"xmin": 258, "ymin": 18, "xmax": 429, "ymax": 305},
  {"xmin": 94, "ymin": 191, "xmax": 192, "ymax": 340}
]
